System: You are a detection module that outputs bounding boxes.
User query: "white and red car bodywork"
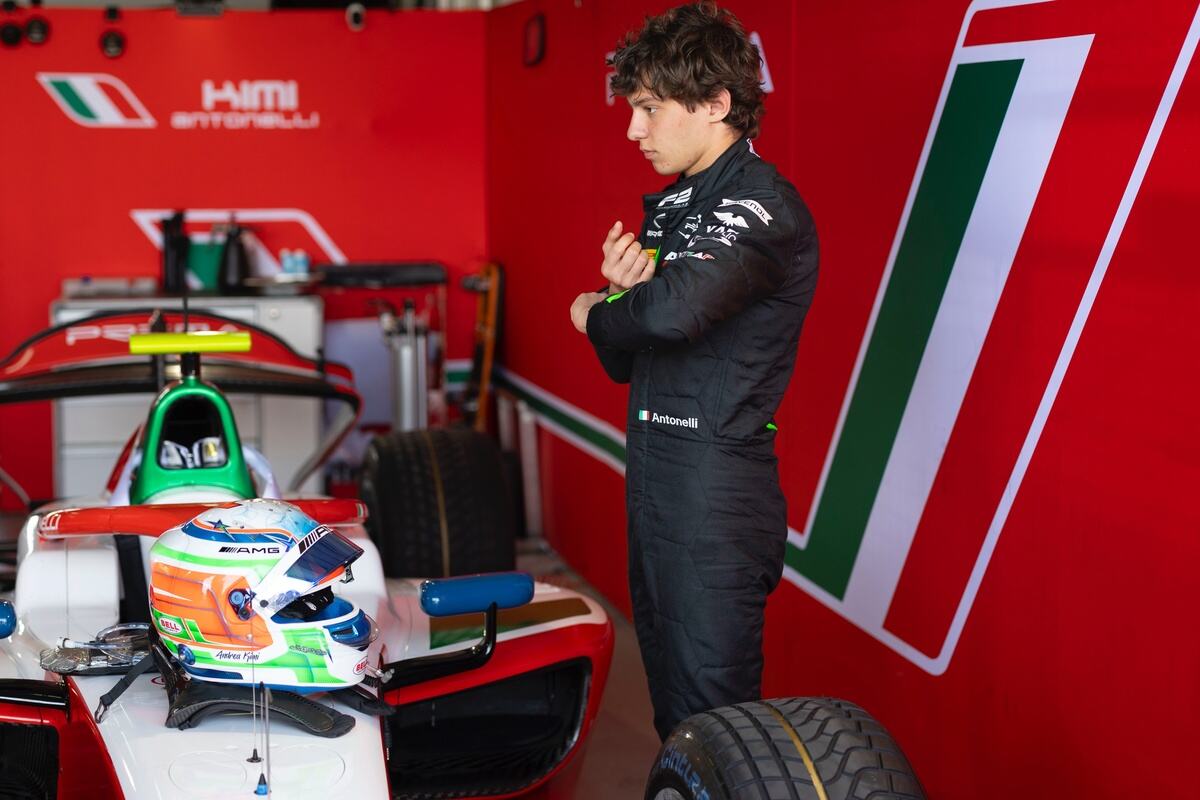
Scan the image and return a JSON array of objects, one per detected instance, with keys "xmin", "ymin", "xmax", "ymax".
[{"xmin": 0, "ymin": 310, "xmax": 614, "ymax": 799}]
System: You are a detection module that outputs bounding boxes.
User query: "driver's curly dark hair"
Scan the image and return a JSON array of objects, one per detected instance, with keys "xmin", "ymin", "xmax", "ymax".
[{"xmin": 608, "ymin": 2, "xmax": 766, "ymax": 139}]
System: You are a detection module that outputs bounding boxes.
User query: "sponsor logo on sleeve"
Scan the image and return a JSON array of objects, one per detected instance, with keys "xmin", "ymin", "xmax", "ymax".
[
  {"xmin": 713, "ymin": 211, "xmax": 749, "ymax": 228},
  {"xmin": 690, "ymin": 234, "xmax": 735, "ymax": 248},
  {"xmin": 719, "ymin": 198, "xmax": 773, "ymax": 225}
]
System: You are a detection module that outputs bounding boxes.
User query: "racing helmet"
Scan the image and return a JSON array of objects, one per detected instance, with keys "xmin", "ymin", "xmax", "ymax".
[{"xmin": 148, "ymin": 498, "xmax": 376, "ymax": 692}]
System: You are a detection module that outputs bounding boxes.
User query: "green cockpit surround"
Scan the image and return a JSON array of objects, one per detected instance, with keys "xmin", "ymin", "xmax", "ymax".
[{"xmin": 129, "ymin": 374, "xmax": 255, "ymax": 504}]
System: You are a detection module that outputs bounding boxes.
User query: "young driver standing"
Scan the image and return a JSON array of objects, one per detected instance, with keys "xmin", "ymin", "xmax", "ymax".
[{"xmin": 570, "ymin": 2, "xmax": 819, "ymax": 740}]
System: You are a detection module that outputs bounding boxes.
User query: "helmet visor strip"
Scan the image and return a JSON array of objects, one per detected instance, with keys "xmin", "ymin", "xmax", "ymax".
[
  {"xmin": 255, "ymin": 528, "xmax": 365, "ymax": 614},
  {"xmin": 285, "ymin": 531, "xmax": 363, "ymax": 585}
]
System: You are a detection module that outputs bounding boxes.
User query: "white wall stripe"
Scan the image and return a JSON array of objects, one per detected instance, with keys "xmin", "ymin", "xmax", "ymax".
[
  {"xmin": 71, "ymin": 78, "xmax": 125, "ymax": 126},
  {"xmin": 536, "ymin": 415, "xmax": 627, "ymax": 477},
  {"xmin": 129, "ymin": 208, "xmax": 346, "ymax": 264},
  {"xmin": 842, "ymin": 34, "xmax": 1093, "ymax": 628},
  {"xmin": 496, "ymin": 367, "xmax": 627, "ymax": 450},
  {"xmin": 789, "ymin": 0, "xmax": 1052, "ymax": 549},
  {"xmin": 932, "ymin": 0, "xmax": 1200, "ymax": 671}
]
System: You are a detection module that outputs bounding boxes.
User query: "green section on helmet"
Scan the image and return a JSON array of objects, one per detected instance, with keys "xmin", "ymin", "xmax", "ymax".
[
  {"xmin": 151, "ymin": 543, "xmax": 278, "ymax": 580},
  {"xmin": 167, "ymin": 627, "xmax": 341, "ymax": 685},
  {"xmin": 130, "ymin": 375, "xmax": 255, "ymax": 504},
  {"xmin": 276, "ymin": 628, "xmax": 341, "ymax": 684},
  {"xmin": 184, "ymin": 619, "xmax": 208, "ymax": 644}
]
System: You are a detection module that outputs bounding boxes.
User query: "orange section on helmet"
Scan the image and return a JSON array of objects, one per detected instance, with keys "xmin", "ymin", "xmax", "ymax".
[{"xmin": 150, "ymin": 561, "xmax": 272, "ymax": 650}]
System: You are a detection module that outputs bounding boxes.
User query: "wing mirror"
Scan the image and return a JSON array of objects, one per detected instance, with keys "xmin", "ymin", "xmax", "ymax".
[
  {"xmin": 0, "ymin": 600, "xmax": 15, "ymax": 639},
  {"xmin": 381, "ymin": 572, "xmax": 535, "ymax": 692},
  {"xmin": 419, "ymin": 572, "xmax": 534, "ymax": 617}
]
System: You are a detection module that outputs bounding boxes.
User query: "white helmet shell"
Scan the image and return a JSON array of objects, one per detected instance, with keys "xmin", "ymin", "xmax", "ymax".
[{"xmin": 148, "ymin": 498, "xmax": 375, "ymax": 691}]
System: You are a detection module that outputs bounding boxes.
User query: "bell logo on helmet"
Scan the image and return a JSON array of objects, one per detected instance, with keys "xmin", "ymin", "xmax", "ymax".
[{"xmin": 158, "ymin": 617, "xmax": 184, "ymax": 636}]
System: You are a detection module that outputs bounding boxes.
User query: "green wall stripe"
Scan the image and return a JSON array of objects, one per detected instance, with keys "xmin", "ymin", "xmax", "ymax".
[
  {"xmin": 787, "ymin": 59, "xmax": 1024, "ymax": 598},
  {"xmin": 495, "ymin": 372, "xmax": 627, "ymax": 463},
  {"xmin": 51, "ymin": 80, "xmax": 96, "ymax": 121}
]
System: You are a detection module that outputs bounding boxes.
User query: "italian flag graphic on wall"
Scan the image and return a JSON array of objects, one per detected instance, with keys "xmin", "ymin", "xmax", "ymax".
[
  {"xmin": 37, "ymin": 73, "xmax": 156, "ymax": 129},
  {"xmin": 785, "ymin": 0, "xmax": 1197, "ymax": 675},
  {"xmin": 787, "ymin": 1, "xmax": 1091, "ymax": 674}
]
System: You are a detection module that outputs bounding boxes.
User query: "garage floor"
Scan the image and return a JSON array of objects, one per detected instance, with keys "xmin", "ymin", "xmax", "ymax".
[{"xmin": 516, "ymin": 538, "xmax": 662, "ymax": 799}]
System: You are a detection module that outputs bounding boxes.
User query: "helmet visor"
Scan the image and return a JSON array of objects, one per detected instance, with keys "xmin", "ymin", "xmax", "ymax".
[{"xmin": 286, "ymin": 530, "xmax": 364, "ymax": 585}]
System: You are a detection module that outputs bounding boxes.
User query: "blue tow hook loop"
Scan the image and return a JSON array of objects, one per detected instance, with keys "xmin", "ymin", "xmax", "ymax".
[
  {"xmin": 0, "ymin": 600, "xmax": 15, "ymax": 639},
  {"xmin": 420, "ymin": 572, "xmax": 535, "ymax": 617}
]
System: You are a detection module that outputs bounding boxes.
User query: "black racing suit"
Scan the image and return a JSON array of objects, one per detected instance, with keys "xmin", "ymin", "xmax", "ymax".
[{"xmin": 587, "ymin": 138, "xmax": 818, "ymax": 740}]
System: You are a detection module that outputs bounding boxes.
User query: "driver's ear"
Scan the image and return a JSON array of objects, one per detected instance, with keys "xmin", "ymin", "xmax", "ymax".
[{"xmin": 707, "ymin": 88, "xmax": 732, "ymax": 124}]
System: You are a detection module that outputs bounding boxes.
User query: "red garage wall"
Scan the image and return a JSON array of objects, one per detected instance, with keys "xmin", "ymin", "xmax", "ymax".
[
  {"xmin": 0, "ymin": 8, "xmax": 488, "ymax": 508},
  {"xmin": 486, "ymin": 1, "xmax": 1200, "ymax": 797}
]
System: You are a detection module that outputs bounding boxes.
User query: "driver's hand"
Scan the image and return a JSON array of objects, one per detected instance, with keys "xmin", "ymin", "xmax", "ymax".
[
  {"xmin": 570, "ymin": 291, "xmax": 606, "ymax": 334},
  {"xmin": 601, "ymin": 221, "xmax": 656, "ymax": 293}
]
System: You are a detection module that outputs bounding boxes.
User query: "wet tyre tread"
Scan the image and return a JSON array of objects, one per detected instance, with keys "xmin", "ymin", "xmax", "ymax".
[
  {"xmin": 646, "ymin": 697, "xmax": 924, "ymax": 800},
  {"xmin": 702, "ymin": 709, "xmax": 771, "ymax": 800},
  {"xmin": 730, "ymin": 703, "xmax": 803, "ymax": 800}
]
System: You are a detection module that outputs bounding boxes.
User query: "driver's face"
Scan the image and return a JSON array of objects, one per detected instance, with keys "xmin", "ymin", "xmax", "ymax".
[{"xmin": 625, "ymin": 90, "xmax": 711, "ymax": 177}]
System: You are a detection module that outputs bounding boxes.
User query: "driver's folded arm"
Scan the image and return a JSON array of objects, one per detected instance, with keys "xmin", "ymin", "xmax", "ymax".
[{"xmin": 585, "ymin": 188, "xmax": 802, "ymax": 352}]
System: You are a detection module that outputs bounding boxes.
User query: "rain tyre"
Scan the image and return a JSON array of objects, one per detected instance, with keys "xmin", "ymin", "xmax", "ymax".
[{"xmin": 644, "ymin": 697, "xmax": 924, "ymax": 800}]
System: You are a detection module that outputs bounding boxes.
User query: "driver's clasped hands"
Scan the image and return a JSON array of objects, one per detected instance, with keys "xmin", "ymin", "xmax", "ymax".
[
  {"xmin": 601, "ymin": 220, "xmax": 656, "ymax": 293},
  {"xmin": 571, "ymin": 220, "xmax": 656, "ymax": 333}
]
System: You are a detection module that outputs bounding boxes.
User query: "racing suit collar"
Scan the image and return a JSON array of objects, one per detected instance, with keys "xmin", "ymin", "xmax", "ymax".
[{"xmin": 642, "ymin": 138, "xmax": 754, "ymax": 212}]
